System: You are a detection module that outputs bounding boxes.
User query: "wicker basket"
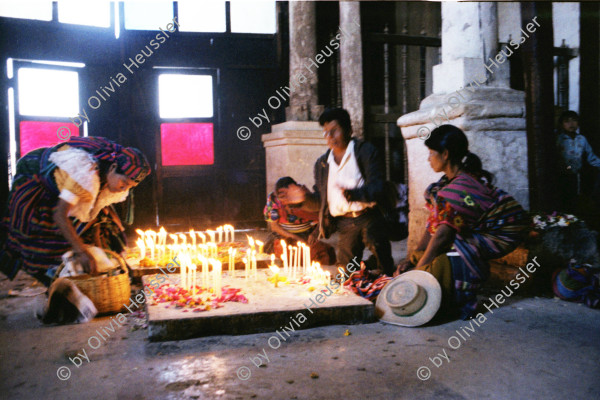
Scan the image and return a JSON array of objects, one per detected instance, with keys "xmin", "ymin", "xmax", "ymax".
[{"xmin": 54, "ymin": 249, "xmax": 131, "ymax": 315}]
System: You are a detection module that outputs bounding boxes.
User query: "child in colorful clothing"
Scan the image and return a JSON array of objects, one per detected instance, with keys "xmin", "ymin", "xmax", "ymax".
[
  {"xmin": 556, "ymin": 110, "xmax": 600, "ymax": 212},
  {"xmin": 263, "ymin": 177, "xmax": 319, "ymax": 254}
]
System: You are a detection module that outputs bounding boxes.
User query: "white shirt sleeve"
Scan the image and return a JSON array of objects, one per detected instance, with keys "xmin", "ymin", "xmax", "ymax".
[{"xmin": 59, "ymin": 188, "xmax": 79, "ymax": 205}]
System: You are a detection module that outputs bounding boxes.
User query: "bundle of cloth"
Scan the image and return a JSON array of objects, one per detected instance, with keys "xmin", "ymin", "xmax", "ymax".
[{"xmin": 37, "ymin": 246, "xmax": 117, "ymax": 324}]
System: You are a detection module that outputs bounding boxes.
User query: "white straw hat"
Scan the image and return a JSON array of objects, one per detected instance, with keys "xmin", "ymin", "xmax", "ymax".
[{"xmin": 375, "ymin": 270, "xmax": 442, "ymax": 327}]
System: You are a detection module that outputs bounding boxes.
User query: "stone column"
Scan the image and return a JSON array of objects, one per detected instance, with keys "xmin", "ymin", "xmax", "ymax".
[
  {"xmin": 262, "ymin": 123, "xmax": 328, "ymax": 193},
  {"xmin": 264, "ymin": 2, "xmax": 328, "ymax": 195},
  {"xmin": 339, "ymin": 1, "xmax": 364, "ymax": 138},
  {"xmin": 398, "ymin": 1, "xmax": 528, "ymax": 254},
  {"xmin": 286, "ymin": 1, "xmax": 323, "ymax": 121}
]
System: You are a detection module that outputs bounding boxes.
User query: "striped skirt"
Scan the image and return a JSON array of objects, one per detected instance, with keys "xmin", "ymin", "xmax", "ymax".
[{"xmin": 0, "ymin": 149, "xmax": 125, "ymax": 286}]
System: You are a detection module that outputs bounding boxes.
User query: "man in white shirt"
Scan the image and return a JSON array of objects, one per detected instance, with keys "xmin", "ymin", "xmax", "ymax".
[{"xmin": 287, "ymin": 108, "xmax": 394, "ymax": 277}]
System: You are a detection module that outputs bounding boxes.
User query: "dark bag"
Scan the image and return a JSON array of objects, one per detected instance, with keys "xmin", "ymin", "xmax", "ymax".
[{"xmin": 378, "ymin": 181, "xmax": 408, "ymax": 241}]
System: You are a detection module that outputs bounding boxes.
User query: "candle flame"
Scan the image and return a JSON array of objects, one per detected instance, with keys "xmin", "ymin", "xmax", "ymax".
[{"xmin": 269, "ymin": 264, "xmax": 280, "ymax": 274}]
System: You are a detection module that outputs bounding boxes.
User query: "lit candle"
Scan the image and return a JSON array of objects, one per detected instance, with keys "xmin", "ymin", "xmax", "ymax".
[
  {"xmin": 300, "ymin": 243, "xmax": 305, "ymax": 276},
  {"xmin": 145, "ymin": 238, "xmax": 155, "ymax": 261},
  {"xmin": 269, "ymin": 264, "xmax": 280, "ymax": 288},
  {"xmin": 307, "ymin": 244, "xmax": 311, "ymax": 275},
  {"xmin": 206, "ymin": 230, "xmax": 215, "ymax": 243},
  {"xmin": 189, "ymin": 229, "xmax": 196, "ymax": 248},
  {"xmin": 215, "ymin": 260, "xmax": 222, "ymax": 298},
  {"xmin": 291, "ymin": 247, "xmax": 296, "ymax": 280},
  {"xmin": 252, "ymin": 252, "xmax": 257, "ymax": 281},
  {"xmin": 201, "ymin": 257, "xmax": 208, "ymax": 288},
  {"xmin": 228, "ymin": 247, "xmax": 234, "ymax": 274},
  {"xmin": 296, "ymin": 242, "xmax": 301, "ymax": 274},
  {"xmin": 178, "ymin": 233, "xmax": 187, "ymax": 246},
  {"xmin": 180, "ymin": 254, "xmax": 187, "ymax": 290},
  {"xmin": 217, "ymin": 226, "xmax": 223, "ymax": 243},
  {"xmin": 247, "ymin": 236, "xmax": 255, "ymax": 253},
  {"xmin": 135, "ymin": 229, "xmax": 145, "ymax": 240},
  {"xmin": 197, "ymin": 232, "xmax": 206, "ymax": 244},
  {"xmin": 145, "ymin": 230, "xmax": 157, "ymax": 247},
  {"xmin": 223, "ymin": 224, "xmax": 233, "ymax": 242},
  {"xmin": 256, "ymin": 240, "xmax": 264, "ymax": 254},
  {"xmin": 158, "ymin": 228, "xmax": 167, "ymax": 257},
  {"xmin": 169, "ymin": 233, "xmax": 178, "ymax": 246},
  {"xmin": 243, "ymin": 257, "xmax": 248, "ymax": 279},
  {"xmin": 136, "ymin": 238, "xmax": 146, "ymax": 259},
  {"xmin": 270, "ymin": 254, "xmax": 275, "ymax": 267},
  {"xmin": 280, "ymin": 240, "xmax": 288, "ymax": 275},
  {"xmin": 232, "ymin": 249, "xmax": 237, "ymax": 273},
  {"xmin": 190, "ymin": 264, "xmax": 197, "ymax": 296},
  {"xmin": 246, "ymin": 249, "xmax": 251, "ymax": 276}
]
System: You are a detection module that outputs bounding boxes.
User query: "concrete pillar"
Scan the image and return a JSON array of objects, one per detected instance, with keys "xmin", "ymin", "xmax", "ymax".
[
  {"xmin": 286, "ymin": 1, "xmax": 322, "ymax": 121},
  {"xmin": 339, "ymin": 1, "xmax": 364, "ymax": 138},
  {"xmin": 434, "ymin": 2, "xmax": 509, "ymax": 93},
  {"xmin": 479, "ymin": 2, "xmax": 501, "ymax": 85},
  {"xmin": 264, "ymin": 4, "xmax": 328, "ymax": 196},
  {"xmin": 262, "ymin": 122, "xmax": 327, "ymax": 194},
  {"xmin": 398, "ymin": 1, "xmax": 528, "ymax": 254}
]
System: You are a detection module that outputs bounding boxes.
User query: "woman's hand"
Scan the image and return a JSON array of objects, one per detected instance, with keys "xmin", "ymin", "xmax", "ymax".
[
  {"xmin": 75, "ymin": 250, "xmax": 98, "ymax": 275},
  {"xmin": 393, "ymin": 259, "xmax": 413, "ymax": 277}
]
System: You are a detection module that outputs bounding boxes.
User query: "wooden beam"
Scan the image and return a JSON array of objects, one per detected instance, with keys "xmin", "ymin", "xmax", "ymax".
[
  {"xmin": 366, "ymin": 33, "xmax": 441, "ymax": 47},
  {"xmin": 521, "ymin": 2, "xmax": 560, "ymax": 212}
]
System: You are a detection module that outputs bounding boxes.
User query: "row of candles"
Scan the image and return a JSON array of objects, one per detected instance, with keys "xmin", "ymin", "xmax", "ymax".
[
  {"xmin": 135, "ymin": 226, "xmax": 236, "ymax": 261},
  {"xmin": 178, "ymin": 253, "xmax": 222, "ymax": 297},
  {"xmin": 135, "ymin": 228, "xmax": 333, "ymax": 294}
]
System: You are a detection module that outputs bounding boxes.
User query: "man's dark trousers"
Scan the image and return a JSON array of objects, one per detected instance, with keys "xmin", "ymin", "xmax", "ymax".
[{"xmin": 335, "ymin": 208, "xmax": 394, "ymax": 276}]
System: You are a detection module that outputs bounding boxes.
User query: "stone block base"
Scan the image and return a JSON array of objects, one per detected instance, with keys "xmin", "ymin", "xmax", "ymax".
[
  {"xmin": 262, "ymin": 121, "xmax": 328, "ymax": 193},
  {"xmin": 144, "ymin": 271, "xmax": 375, "ymax": 341}
]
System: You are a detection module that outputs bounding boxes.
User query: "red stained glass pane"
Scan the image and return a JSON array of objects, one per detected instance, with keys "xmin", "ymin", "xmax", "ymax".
[
  {"xmin": 19, "ymin": 121, "xmax": 80, "ymax": 156},
  {"xmin": 161, "ymin": 123, "xmax": 214, "ymax": 166}
]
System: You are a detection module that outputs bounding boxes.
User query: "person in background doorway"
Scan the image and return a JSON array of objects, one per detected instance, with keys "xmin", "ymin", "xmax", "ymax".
[{"xmin": 557, "ymin": 110, "xmax": 600, "ymax": 213}]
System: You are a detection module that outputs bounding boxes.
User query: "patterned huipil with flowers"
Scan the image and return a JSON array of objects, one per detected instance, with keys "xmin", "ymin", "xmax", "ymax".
[
  {"xmin": 425, "ymin": 172, "xmax": 528, "ymax": 315},
  {"xmin": 263, "ymin": 192, "xmax": 318, "ymax": 234}
]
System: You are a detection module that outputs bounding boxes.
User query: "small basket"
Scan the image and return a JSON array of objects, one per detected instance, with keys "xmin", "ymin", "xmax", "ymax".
[{"xmin": 53, "ymin": 249, "xmax": 131, "ymax": 315}]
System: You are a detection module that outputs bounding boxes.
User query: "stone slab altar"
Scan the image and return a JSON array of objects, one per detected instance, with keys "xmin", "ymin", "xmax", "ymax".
[{"xmin": 144, "ymin": 270, "xmax": 375, "ymax": 341}]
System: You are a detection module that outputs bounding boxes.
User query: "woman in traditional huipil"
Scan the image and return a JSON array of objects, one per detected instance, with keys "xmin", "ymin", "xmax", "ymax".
[
  {"xmin": 395, "ymin": 125, "xmax": 528, "ymax": 319},
  {"xmin": 1, "ymin": 136, "xmax": 150, "ymax": 287}
]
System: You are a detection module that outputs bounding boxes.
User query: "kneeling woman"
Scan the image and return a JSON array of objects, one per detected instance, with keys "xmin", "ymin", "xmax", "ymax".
[
  {"xmin": 395, "ymin": 125, "xmax": 528, "ymax": 319},
  {"xmin": 1, "ymin": 137, "xmax": 150, "ymax": 320}
]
